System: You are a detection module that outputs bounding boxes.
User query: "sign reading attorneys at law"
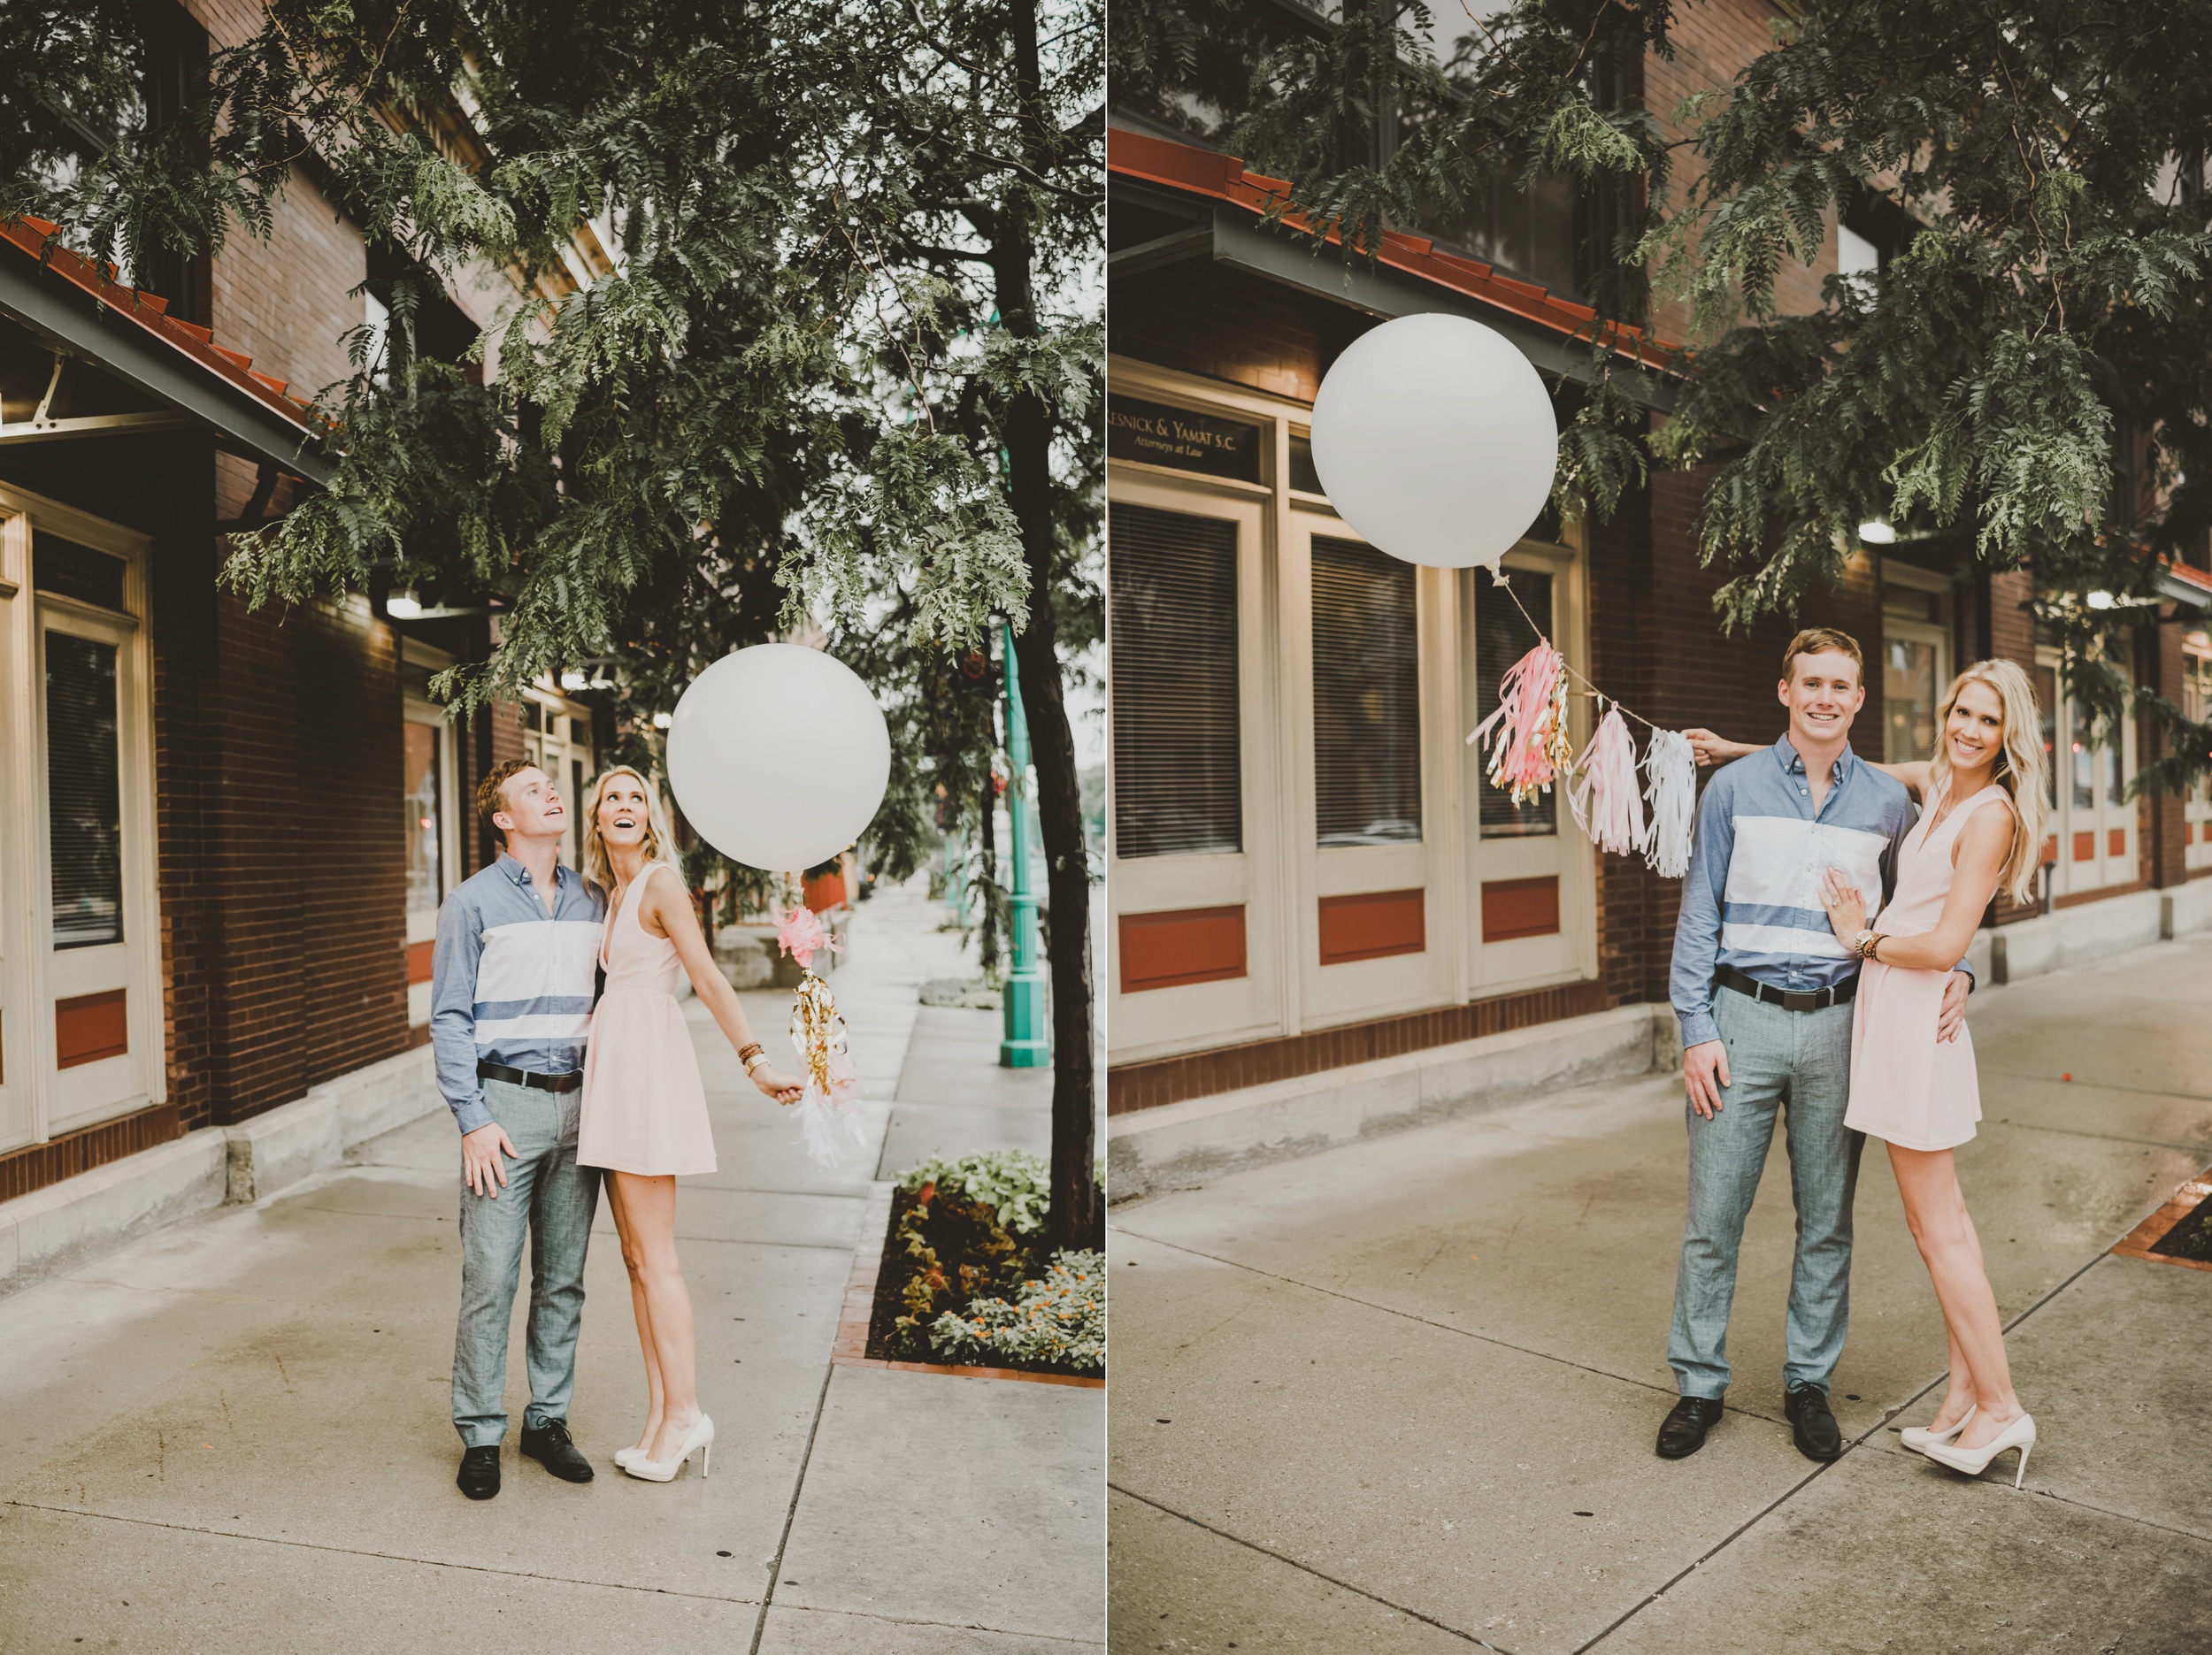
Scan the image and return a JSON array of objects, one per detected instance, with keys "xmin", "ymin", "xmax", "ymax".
[{"xmin": 1108, "ymin": 396, "xmax": 1262, "ymax": 484}]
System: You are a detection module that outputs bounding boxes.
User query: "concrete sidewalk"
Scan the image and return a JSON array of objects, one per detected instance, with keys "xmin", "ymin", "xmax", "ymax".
[
  {"xmin": 1110, "ymin": 934, "xmax": 2212, "ymax": 1653},
  {"xmin": 0, "ymin": 879, "xmax": 1102, "ymax": 1653}
]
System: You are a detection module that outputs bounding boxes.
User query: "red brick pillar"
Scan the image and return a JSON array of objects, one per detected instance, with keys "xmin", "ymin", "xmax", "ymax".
[{"xmin": 2144, "ymin": 611, "xmax": 2190, "ymax": 890}]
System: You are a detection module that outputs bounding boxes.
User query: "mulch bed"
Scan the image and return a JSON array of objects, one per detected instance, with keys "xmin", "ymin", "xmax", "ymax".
[
  {"xmin": 861, "ymin": 1184, "xmax": 1100, "ymax": 1380},
  {"xmin": 2111, "ymin": 1167, "xmax": 2212, "ymax": 1274}
]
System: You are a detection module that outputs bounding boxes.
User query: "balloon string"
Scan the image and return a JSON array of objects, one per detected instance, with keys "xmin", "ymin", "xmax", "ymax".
[{"xmin": 1496, "ymin": 575, "xmax": 1662, "ymax": 734}]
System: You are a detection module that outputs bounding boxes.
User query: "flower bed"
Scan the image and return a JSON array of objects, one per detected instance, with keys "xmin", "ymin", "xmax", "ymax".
[{"xmin": 862, "ymin": 1151, "xmax": 1105, "ymax": 1378}]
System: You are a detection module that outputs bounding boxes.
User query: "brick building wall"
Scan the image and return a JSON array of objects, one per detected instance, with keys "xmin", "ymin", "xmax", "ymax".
[{"xmin": 1643, "ymin": 0, "xmax": 1835, "ymax": 341}]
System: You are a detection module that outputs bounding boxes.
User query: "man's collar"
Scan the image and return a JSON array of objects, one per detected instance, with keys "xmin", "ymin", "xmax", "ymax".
[
  {"xmin": 495, "ymin": 852, "xmax": 566, "ymax": 888},
  {"xmin": 1774, "ymin": 732, "xmax": 1854, "ymax": 783}
]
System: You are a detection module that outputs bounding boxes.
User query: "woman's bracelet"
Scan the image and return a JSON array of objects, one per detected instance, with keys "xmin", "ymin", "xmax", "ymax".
[{"xmin": 738, "ymin": 1041, "xmax": 766, "ymax": 1072}]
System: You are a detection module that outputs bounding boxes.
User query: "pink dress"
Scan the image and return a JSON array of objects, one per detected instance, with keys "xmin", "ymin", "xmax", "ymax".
[
  {"xmin": 1846, "ymin": 784, "xmax": 2013, "ymax": 1152},
  {"xmin": 579, "ymin": 864, "xmax": 718, "ymax": 1176}
]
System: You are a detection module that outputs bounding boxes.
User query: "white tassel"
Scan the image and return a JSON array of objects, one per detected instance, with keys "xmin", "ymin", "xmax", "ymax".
[
  {"xmin": 1567, "ymin": 703, "xmax": 1647, "ymax": 856},
  {"xmin": 1642, "ymin": 730, "xmax": 1697, "ymax": 878},
  {"xmin": 796, "ymin": 1083, "xmax": 870, "ymax": 1168}
]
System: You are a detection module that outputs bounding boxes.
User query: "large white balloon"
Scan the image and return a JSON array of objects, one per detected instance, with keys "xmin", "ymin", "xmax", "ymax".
[
  {"xmin": 1309, "ymin": 312, "xmax": 1558, "ymax": 570},
  {"xmin": 664, "ymin": 644, "xmax": 891, "ymax": 872}
]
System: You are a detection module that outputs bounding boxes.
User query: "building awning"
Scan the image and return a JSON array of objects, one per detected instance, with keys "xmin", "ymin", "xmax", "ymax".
[
  {"xmin": 1108, "ymin": 126, "xmax": 1678, "ymax": 387},
  {"xmin": 2159, "ymin": 557, "xmax": 2212, "ymax": 612},
  {"xmin": 0, "ymin": 217, "xmax": 331, "ymax": 487}
]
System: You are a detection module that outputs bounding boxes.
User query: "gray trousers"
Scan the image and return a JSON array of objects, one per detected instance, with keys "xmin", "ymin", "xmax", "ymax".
[
  {"xmin": 1668, "ymin": 989, "xmax": 1863, "ymax": 1399},
  {"xmin": 452, "ymin": 1077, "xmax": 601, "ymax": 1446}
]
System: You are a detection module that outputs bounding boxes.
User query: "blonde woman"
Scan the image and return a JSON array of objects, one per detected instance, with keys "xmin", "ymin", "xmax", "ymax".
[
  {"xmin": 1688, "ymin": 659, "xmax": 2052, "ymax": 1486},
  {"xmin": 578, "ymin": 766, "xmax": 803, "ymax": 1483}
]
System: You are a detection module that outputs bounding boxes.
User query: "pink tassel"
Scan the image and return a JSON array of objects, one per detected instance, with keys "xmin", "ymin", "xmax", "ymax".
[
  {"xmin": 1568, "ymin": 703, "xmax": 1647, "ymax": 856},
  {"xmin": 774, "ymin": 905, "xmax": 843, "ymax": 972},
  {"xmin": 1467, "ymin": 640, "xmax": 1575, "ymax": 804}
]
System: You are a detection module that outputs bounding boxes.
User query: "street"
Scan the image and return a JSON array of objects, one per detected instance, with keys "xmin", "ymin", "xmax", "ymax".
[
  {"xmin": 1110, "ymin": 934, "xmax": 2212, "ymax": 1653},
  {"xmin": 0, "ymin": 880, "xmax": 1103, "ymax": 1654}
]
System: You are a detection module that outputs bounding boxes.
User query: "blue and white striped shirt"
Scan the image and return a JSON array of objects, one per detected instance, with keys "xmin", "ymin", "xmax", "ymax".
[
  {"xmin": 1671, "ymin": 736, "xmax": 1915, "ymax": 1051},
  {"xmin": 431, "ymin": 854, "xmax": 606, "ymax": 1135}
]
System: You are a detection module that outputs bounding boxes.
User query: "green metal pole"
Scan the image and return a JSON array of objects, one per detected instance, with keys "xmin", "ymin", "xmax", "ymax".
[{"xmin": 998, "ymin": 618, "xmax": 1050, "ymax": 1067}]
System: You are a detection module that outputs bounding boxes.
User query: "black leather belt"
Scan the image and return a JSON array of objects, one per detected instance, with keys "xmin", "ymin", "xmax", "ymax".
[
  {"xmin": 1716, "ymin": 965, "xmax": 1856, "ymax": 1013},
  {"xmin": 478, "ymin": 1061, "xmax": 584, "ymax": 1092}
]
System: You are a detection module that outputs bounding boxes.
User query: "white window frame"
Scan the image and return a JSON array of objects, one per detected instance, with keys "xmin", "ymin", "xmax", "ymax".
[
  {"xmin": 402, "ymin": 640, "xmax": 461, "ymax": 1026},
  {"xmin": 0, "ymin": 483, "xmax": 164, "ymax": 1152},
  {"xmin": 2039, "ymin": 643, "xmax": 2139, "ymax": 897},
  {"xmin": 1879, "ymin": 563, "xmax": 1955, "ymax": 764},
  {"xmin": 2185, "ymin": 635, "xmax": 2212, "ymax": 873},
  {"xmin": 1102, "ymin": 356, "xmax": 1596, "ymax": 1065},
  {"xmin": 524, "ymin": 682, "xmax": 596, "ymax": 872}
]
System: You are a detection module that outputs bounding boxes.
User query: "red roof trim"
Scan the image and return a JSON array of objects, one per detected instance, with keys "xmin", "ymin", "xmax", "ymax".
[
  {"xmin": 1109, "ymin": 127, "xmax": 1678, "ymax": 369},
  {"xmin": 2163, "ymin": 555, "xmax": 2212, "ymax": 595},
  {"xmin": 2, "ymin": 216, "xmax": 319, "ymax": 433}
]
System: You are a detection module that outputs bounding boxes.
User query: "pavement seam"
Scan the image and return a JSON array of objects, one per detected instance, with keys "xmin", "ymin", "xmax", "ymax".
[
  {"xmin": 1574, "ymin": 1237, "xmax": 2162, "ymax": 1651},
  {"xmin": 1111, "ymin": 1228, "xmax": 1795, "ymax": 1424},
  {"xmin": 1109, "ymin": 1483, "xmax": 1517, "ymax": 1652},
  {"xmin": 0, "ymin": 1499, "xmax": 768, "ymax": 1605},
  {"xmin": 1978, "ymin": 1067, "xmax": 2212, "ymax": 1107},
  {"xmin": 748, "ymin": 1358, "xmax": 841, "ymax": 1655},
  {"xmin": 763, "ymin": 1599, "xmax": 1104, "ymax": 1645},
  {"xmin": 1978, "ymin": 1115, "xmax": 2212, "ymax": 1154}
]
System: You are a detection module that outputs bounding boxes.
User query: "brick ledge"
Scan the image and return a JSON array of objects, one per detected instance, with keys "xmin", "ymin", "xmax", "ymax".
[{"xmin": 1108, "ymin": 978, "xmax": 1611, "ymax": 1115}]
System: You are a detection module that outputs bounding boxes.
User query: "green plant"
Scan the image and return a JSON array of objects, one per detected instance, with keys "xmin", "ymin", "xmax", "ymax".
[
  {"xmin": 898, "ymin": 1150, "xmax": 1052, "ymax": 1237},
  {"xmin": 929, "ymin": 1250, "xmax": 1104, "ymax": 1372}
]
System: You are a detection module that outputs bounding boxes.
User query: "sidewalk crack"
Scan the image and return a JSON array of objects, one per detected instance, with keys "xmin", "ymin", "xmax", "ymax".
[{"xmin": 1110, "ymin": 1484, "xmax": 1516, "ymax": 1652}]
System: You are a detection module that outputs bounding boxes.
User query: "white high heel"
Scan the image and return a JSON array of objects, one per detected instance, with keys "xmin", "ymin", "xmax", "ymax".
[
  {"xmin": 1900, "ymin": 1405, "xmax": 1974, "ymax": 1455},
  {"xmin": 1921, "ymin": 1412, "xmax": 2035, "ymax": 1488},
  {"xmin": 614, "ymin": 1446, "xmax": 641, "ymax": 1468},
  {"xmin": 623, "ymin": 1414, "xmax": 714, "ymax": 1483}
]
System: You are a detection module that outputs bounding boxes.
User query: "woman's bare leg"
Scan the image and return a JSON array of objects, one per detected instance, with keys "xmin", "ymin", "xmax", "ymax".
[
  {"xmin": 1888, "ymin": 1143, "xmax": 2021, "ymax": 1449},
  {"xmin": 1926, "ymin": 1322, "xmax": 1975, "ymax": 1433},
  {"xmin": 609, "ymin": 1171, "xmax": 702, "ymax": 1461},
  {"xmin": 604, "ymin": 1174, "xmax": 665, "ymax": 1455}
]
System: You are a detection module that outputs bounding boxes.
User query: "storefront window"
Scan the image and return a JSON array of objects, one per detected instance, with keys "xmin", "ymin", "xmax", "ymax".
[
  {"xmin": 1475, "ymin": 568, "xmax": 1557, "ymax": 838},
  {"xmin": 1312, "ymin": 536, "xmax": 1421, "ymax": 846},
  {"xmin": 403, "ymin": 721, "xmax": 442, "ymax": 917},
  {"xmin": 46, "ymin": 632, "xmax": 123, "ymax": 949},
  {"xmin": 1110, "ymin": 502, "xmax": 1243, "ymax": 858}
]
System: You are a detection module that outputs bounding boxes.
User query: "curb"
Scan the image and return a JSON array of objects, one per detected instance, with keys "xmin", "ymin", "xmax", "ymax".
[
  {"xmin": 0, "ymin": 1046, "xmax": 442, "ymax": 1299},
  {"xmin": 1107, "ymin": 1002, "xmax": 1667, "ymax": 1201}
]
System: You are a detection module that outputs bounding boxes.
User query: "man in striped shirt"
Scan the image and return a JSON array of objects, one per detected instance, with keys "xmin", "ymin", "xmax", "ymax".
[
  {"xmin": 432, "ymin": 759, "xmax": 607, "ymax": 1499},
  {"xmin": 1657, "ymin": 629, "xmax": 1970, "ymax": 1465}
]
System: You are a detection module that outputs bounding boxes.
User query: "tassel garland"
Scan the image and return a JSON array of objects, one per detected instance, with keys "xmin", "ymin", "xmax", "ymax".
[
  {"xmin": 1466, "ymin": 580, "xmax": 1700, "ymax": 877},
  {"xmin": 1467, "ymin": 640, "xmax": 1574, "ymax": 804},
  {"xmin": 1567, "ymin": 703, "xmax": 1647, "ymax": 857},
  {"xmin": 1640, "ymin": 730, "xmax": 1698, "ymax": 878},
  {"xmin": 776, "ymin": 907, "xmax": 866, "ymax": 1168}
]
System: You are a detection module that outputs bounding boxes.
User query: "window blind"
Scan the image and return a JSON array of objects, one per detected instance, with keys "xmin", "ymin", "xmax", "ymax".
[
  {"xmin": 1475, "ymin": 567, "xmax": 1558, "ymax": 838},
  {"xmin": 1312, "ymin": 536, "xmax": 1421, "ymax": 846},
  {"xmin": 1110, "ymin": 504, "xmax": 1242, "ymax": 858},
  {"xmin": 46, "ymin": 632, "xmax": 124, "ymax": 949}
]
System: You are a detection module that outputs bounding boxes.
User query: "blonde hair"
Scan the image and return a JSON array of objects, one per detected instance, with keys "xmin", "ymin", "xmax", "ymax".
[
  {"xmin": 1927, "ymin": 659, "xmax": 2051, "ymax": 906},
  {"xmin": 580, "ymin": 765, "xmax": 680, "ymax": 893}
]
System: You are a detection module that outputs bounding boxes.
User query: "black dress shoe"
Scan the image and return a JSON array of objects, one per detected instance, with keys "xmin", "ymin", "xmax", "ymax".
[
  {"xmin": 519, "ymin": 1419, "xmax": 595, "ymax": 1483},
  {"xmin": 457, "ymin": 1444, "xmax": 500, "ymax": 1500},
  {"xmin": 1656, "ymin": 1395, "xmax": 1726, "ymax": 1459},
  {"xmin": 1785, "ymin": 1384, "xmax": 1843, "ymax": 1461}
]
